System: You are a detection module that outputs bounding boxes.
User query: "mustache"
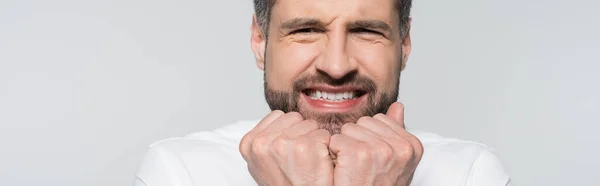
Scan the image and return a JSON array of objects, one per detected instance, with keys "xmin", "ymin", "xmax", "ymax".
[{"xmin": 292, "ymin": 71, "xmax": 377, "ymax": 92}]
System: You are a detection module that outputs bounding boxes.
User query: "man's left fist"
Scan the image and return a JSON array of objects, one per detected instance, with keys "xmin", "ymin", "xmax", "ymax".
[{"xmin": 329, "ymin": 102, "xmax": 424, "ymax": 186}]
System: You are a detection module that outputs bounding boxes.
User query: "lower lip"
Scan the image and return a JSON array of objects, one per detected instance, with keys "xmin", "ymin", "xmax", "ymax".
[{"xmin": 300, "ymin": 93, "xmax": 367, "ymax": 112}]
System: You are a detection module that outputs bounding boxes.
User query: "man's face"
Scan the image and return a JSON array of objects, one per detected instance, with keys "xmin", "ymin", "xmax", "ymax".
[{"xmin": 251, "ymin": 0, "xmax": 411, "ymax": 134}]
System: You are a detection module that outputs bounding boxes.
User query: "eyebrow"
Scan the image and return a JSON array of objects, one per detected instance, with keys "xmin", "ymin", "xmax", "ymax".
[
  {"xmin": 279, "ymin": 18, "xmax": 393, "ymax": 33},
  {"xmin": 279, "ymin": 18, "xmax": 323, "ymax": 31},
  {"xmin": 347, "ymin": 20, "xmax": 392, "ymax": 33}
]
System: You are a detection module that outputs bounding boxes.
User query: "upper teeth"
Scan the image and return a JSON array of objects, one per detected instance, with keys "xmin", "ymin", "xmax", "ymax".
[{"xmin": 309, "ymin": 90, "xmax": 357, "ymax": 101}]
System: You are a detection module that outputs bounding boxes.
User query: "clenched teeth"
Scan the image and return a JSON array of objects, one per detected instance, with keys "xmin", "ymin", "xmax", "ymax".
[{"xmin": 308, "ymin": 90, "xmax": 358, "ymax": 102}]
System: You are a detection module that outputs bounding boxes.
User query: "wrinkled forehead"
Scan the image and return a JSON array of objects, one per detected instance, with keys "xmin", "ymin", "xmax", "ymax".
[{"xmin": 270, "ymin": 0, "xmax": 399, "ymax": 29}]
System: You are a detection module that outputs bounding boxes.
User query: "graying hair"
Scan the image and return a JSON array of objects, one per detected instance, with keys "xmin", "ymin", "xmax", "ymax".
[{"xmin": 253, "ymin": 0, "xmax": 412, "ymax": 38}]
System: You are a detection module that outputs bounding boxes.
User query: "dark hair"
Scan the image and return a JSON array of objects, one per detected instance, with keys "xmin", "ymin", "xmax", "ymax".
[{"xmin": 253, "ymin": 0, "xmax": 412, "ymax": 38}]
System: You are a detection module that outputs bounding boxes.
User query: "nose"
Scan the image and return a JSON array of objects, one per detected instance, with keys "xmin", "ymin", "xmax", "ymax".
[{"xmin": 315, "ymin": 30, "xmax": 357, "ymax": 79}]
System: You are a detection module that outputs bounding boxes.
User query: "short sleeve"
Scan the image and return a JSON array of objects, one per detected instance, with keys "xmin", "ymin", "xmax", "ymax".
[
  {"xmin": 466, "ymin": 149, "xmax": 512, "ymax": 186},
  {"xmin": 134, "ymin": 146, "xmax": 194, "ymax": 186}
]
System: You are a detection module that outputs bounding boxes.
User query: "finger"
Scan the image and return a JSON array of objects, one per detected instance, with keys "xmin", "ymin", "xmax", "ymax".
[
  {"xmin": 356, "ymin": 115, "xmax": 398, "ymax": 138},
  {"xmin": 240, "ymin": 110, "xmax": 285, "ymax": 155},
  {"xmin": 339, "ymin": 122, "xmax": 380, "ymax": 142},
  {"xmin": 411, "ymin": 136, "xmax": 425, "ymax": 158},
  {"xmin": 304, "ymin": 129, "xmax": 331, "ymax": 146},
  {"xmin": 329, "ymin": 148, "xmax": 337, "ymax": 166},
  {"xmin": 374, "ymin": 113, "xmax": 423, "ymax": 153},
  {"xmin": 328, "ymin": 134, "xmax": 362, "ymax": 156},
  {"xmin": 386, "ymin": 102, "xmax": 405, "ymax": 128},
  {"xmin": 300, "ymin": 129, "xmax": 332, "ymax": 158},
  {"xmin": 256, "ymin": 112, "xmax": 304, "ymax": 148},
  {"xmin": 373, "ymin": 113, "xmax": 407, "ymax": 135},
  {"xmin": 282, "ymin": 119, "xmax": 320, "ymax": 139},
  {"xmin": 262, "ymin": 112, "xmax": 304, "ymax": 134},
  {"xmin": 248, "ymin": 110, "xmax": 285, "ymax": 135}
]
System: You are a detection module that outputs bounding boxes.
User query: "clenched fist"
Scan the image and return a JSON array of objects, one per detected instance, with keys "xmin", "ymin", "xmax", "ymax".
[
  {"xmin": 239, "ymin": 111, "xmax": 334, "ymax": 186},
  {"xmin": 329, "ymin": 103, "xmax": 424, "ymax": 186}
]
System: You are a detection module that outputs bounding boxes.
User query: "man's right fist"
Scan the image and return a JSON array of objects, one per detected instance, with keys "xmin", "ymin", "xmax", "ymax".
[{"xmin": 239, "ymin": 111, "xmax": 334, "ymax": 186}]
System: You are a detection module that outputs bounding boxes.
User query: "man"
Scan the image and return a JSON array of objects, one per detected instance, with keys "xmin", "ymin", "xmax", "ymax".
[{"xmin": 134, "ymin": 0, "xmax": 512, "ymax": 185}]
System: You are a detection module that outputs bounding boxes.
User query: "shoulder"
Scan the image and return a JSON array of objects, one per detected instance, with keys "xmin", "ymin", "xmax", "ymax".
[
  {"xmin": 152, "ymin": 119, "xmax": 259, "ymax": 149},
  {"xmin": 409, "ymin": 130, "xmax": 511, "ymax": 186},
  {"xmin": 146, "ymin": 119, "xmax": 258, "ymax": 161},
  {"xmin": 134, "ymin": 120, "xmax": 259, "ymax": 186},
  {"xmin": 411, "ymin": 130, "xmax": 493, "ymax": 159}
]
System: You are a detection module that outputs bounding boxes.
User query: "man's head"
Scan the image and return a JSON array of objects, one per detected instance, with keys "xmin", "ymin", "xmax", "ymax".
[{"xmin": 251, "ymin": 0, "xmax": 412, "ymax": 134}]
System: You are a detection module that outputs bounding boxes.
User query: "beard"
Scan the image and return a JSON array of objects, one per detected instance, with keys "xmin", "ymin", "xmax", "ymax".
[{"xmin": 264, "ymin": 71, "xmax": 399, "ymax": 134}]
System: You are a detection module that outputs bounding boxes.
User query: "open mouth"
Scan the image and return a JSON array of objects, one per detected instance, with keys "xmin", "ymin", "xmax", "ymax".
[
  {"xmin": 299, "ymin": 85, "xmax": 368, "ymax": 112},
  {"xmin": 302, "ymin": 89, "xmax": 367, "ymax": 102}
]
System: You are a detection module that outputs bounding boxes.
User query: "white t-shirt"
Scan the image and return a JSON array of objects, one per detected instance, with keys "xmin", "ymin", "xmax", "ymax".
[{"xmin": 134, "ymin": 120, "xmax": 512, "ymax": 186}]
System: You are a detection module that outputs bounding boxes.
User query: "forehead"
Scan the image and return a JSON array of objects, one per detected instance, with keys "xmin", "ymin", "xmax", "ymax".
[{"xmin": 271, "ymin": 0, "xmax": 398, "ymax": 27}]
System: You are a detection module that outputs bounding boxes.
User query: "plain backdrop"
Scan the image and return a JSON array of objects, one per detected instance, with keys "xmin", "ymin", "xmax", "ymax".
[{"xmin": 1, "ymin": 0, "xmax": 598, "ymax": 185}]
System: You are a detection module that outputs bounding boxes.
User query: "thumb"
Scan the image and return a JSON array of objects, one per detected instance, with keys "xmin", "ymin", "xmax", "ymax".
[{"xmin": 386, "ymin": 102, "xmax": 405, "ymax": 126}]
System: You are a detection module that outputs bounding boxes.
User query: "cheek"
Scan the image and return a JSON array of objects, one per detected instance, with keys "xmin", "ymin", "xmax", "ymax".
[
  {"xmin": 348, "ymin": 42, "xmax": 400, "ymax": 90},
  {"xmin": 266, "ymin": 42, "xmax": 322, "ymax": 90}
]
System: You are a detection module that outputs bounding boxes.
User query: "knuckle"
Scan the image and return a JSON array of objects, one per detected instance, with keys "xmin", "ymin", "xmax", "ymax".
[
  {"xmin": 340, "ymin": 123, "xmax": 356, "ymax": 134},
  {"xmin": 411, "ymin": 138, "xmax": 424, "ymax": 155},
  {"xmin": 407, "ymin": 134, "xmax": 424, "ymax": 155},
  {"xmin": 272, "ymin": 136, "xmax": 289, "ymax": 156},
  {"xmin": 292, "ymin": 140, "xmax": 310, "ymax": 154},
  {"xmin": 396, "ymin": 140, "xmax": 415, "ymax": 158},
  {"xmin": 239, "ymin": 135, "xmax": 251, "ymax": 153},
  {"xmin": 397, "ymin": 139, "xmax": 412, "ymax": 149},
  {"xmin": 251, "ymin": 143, "xmax": 270, "ymax": 156},
  {"xmin": 330, "ymin": 134, "xmax": 342, "ymax": 144},
  {"xmin": 373, "ymin": 113, "xmax": 387, "ymax": 120},
  {"xmin": 250, "ymin": 137, "xmax": 271, "ymax": 155},
  {"xmin": 302, "ymin": 119, "xmax": 319, "ymax": 129},
  {"xmin": 271, "ymin": 110, "xmax": 285, "ymax": 115},
  {"xmin": 240, "ymin": 144, "xmax": 251, "ymax": 159},
  {"xmin": 373, "ymin": 142, "xmax": 394, "ymax": 161},
  {"xmin": 316, "ymin": 129, "xmax": 332, "ymax": 138},
  {"xmin": 356, "ymin": 116, "xmax": 372, "ymax": 124},
  {"xmin": 286, "ymin": 112, "xmax": 304, "ymax": 121},
  {"xmin": 355, "ymin": 144, "xmax": 371, "ymax": 161}
]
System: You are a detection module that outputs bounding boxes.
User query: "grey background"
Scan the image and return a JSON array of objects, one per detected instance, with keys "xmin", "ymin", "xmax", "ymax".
[{"xmin": 1, "ymin": 0, "xmax": 598, "ymax": 185}]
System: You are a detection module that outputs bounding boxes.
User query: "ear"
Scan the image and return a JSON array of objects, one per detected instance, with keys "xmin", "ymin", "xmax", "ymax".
[
  {"xmin": 250, "ymin": 15, "xmax": 267, "ymax": 71},
  {"xmin": 401, "ymin": 18, "xmax": 412, "ymax": 71}
]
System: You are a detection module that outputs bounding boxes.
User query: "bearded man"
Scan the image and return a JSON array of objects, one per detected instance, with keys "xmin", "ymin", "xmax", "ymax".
[{"xmin": 134, "ymin": 0, "xmax": 512, "ymax": 185}]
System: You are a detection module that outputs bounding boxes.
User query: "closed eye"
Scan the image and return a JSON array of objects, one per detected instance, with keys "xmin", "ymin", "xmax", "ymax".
[
  {"xmin": 350, "ymin": 28, "xmax": 383, "ymax": 36},
  {"xmin": 289, "ymin": 28, "xmax": 323, "ymax": 35}
]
